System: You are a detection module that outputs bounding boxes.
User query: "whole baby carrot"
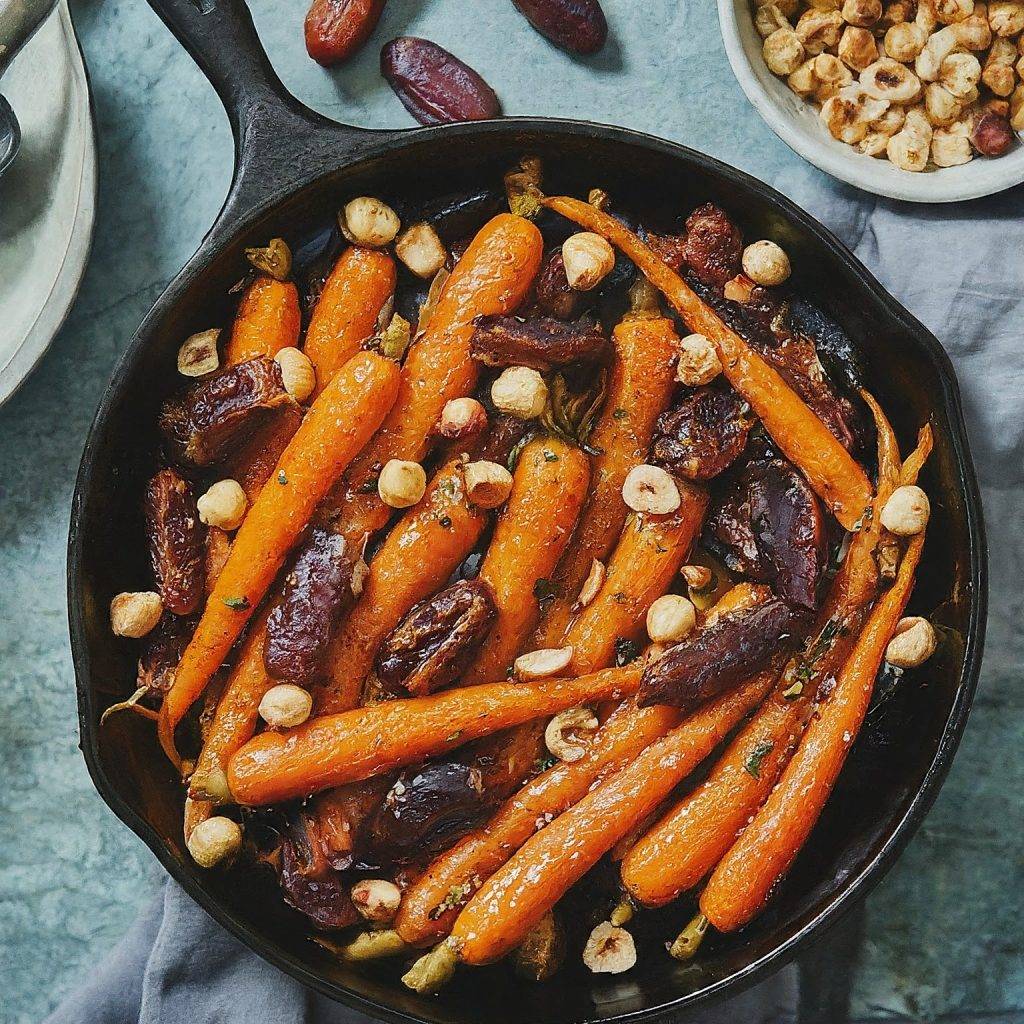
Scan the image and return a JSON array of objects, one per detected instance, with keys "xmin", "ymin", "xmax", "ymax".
[{"xmin": 224, "ymin": 276, "xmax": 301, "ymax": 365}]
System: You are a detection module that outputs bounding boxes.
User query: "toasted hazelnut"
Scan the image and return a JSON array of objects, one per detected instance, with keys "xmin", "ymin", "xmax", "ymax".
[
  {"xmin": 491, "ymin": 366, "xmax": 549, "ymax": 419},
  {"xmin": 788, "ymin": 57, "xmax": 822, "ymax": 95},
  {"xmin": 351, "ymin": 879, "xmax": 402, "ymax": 923},
  {"xmin": 764, "ymin": 27, "xmax": 807, "ymax": 73},
  {"xmin": 880, "ymin": 484, "xmax": 931, "ymax": 534},
  {"xmin": 378, "ymin": 459, "xmax": 427, "ymax": 508},
  {"xmin": 982, "ymin": 96, "xmax": 1010, "ymax": 114},
  {"xmin": 274, "ymin": 346, "xmax": 316, "ymax": 402},
  {"xmin": 924, "ymin": 81, "xmax": 964, "ymax": 124},
  {"xmin": 821, "ymin": 87, "xmax": 888, "ymax": 143},
  {"xmin": 884, "ymin": 20, "xmax": 927, "ymax": 59},
  {"xmin": 437, "ymin": 397, "xmax": 488, "ymax": 440},
  {"xmin": 838, "ymin": 25, "xmax": 880, "ymax": 69},
  {"xmin": 676, "ymin": 333, "xmax": 723, "ymax": 386},
  {"xmin": 258, "ymin": 684, "xmax": 313, "ymax": 728},
  {"xmin": 464, "ymin": 460, "xmax": 514, "ymax": 508},
  {"xmin": 950, "ymin": 11, "xmax": 992, "ymax": 46},
  {"xmin": 843, "ymin": 0, "xmax": 883, "ymax": 26},
  {"xmin": 197, "ymin": 479, "xmax": 248, "ymax": 531},
  {"xmin": 939, "ymin": 51, "xmax": 983, "ymax": 96},
  {"xmin": 1010, "ymin": 84, "xmax": 1024, "ymax": 130},
  {"xmin": 970, "ymin": 107, "xmax": 1015, "ymax": 153},
  {"xmin": 562, "ymin": 233, "xmax": 616, "ymax": 291},
  {"xmin": 797, "ymin": 9, "xmax": 845, "ymax": 52},
  {"xmin": 680, "ymin": 564, "xmax": 714, "ymax": 591},
  {"xmin": 742, "ymin": 240, "xmax": 792, "ymax": 286},
  {"xmin": 931, "ymin": 121, "xmax": 975, "ymax": 162},
  {"xmin": 515, "ymin": 646, "xmax": 574, "ymax": 681},
  {"xmin": 915, "ymin": 25, "xmax": 959, "ymax": 79},
  {"xmin": 917, "ymin": 0, "xmax": 940, "ymax": 32},
  {"xmin": 756, "ymin": 2, "xmax": 792, "ymax": 37},
  {"xmin": 881, "ymin": 0, "xmax": 914, "ymax": 27},
  {"xmin": 813, "ymin": 52, "xmax": 855, "ymax": 98},
  {"xmin": 110, "ymin": 591, "xmax": 163, "ymax": 638},
  {"xmin": 981, "ymin": 37, "xmax": 1017, "ymax": 94},
  {"xmin": 769, "ymin": 0, "xmax": 801, "ymax": 15},
  {"xmin": 187, "ymin": 816, "xmax": 243, "ymax": 868},
  {"xmin": 582, "ymin": 922, "xmax": 637, "ymax": 975},
  {"xmin": 545, "ymin": 706, "xmax": 599, "ymax": 762},
  {"xmin": 177, "ymin": 328, "xmax": 220, "ymax": 378},
  {"xmin": 622, "ymin": 465, "xmax": 681, "ymax": 515},
  {"xmin": 989, "ymin": 0, "xmax": 1024, "ymax": 33},
  {"xmin": 887, "ymin": 123, "xmax": 932, "ymax": 168},
  {"xmin": 885, "ymin": 616, "xmax": 938, "ymax": 667},
  {"xmin": 873, "ymin": 104, "xmax": 908, "ymax": 133},
  {"xmin": 858, "ymin": 130, "xmax": 892, "ymax": 154},
  {"xmin": 905, "ymin": 104, "xmax": 935, "ymax": 135},
  {"xmin": 807, "ymin": 0, "xmax": 843, "ymax": 9},
  {"xmin": 935, "ymin": 0, "xmax": 975, "ymax": 21},
  {"xmin": 395, "ymin": 222, "xmax": 447, "ymax": 279},
  {"xmin": 575, "ymin": 559, "xmax": 606, "ymax": 610},
  {"xmin": 723, "ymin": 273, "xmax": 758, "ymax": 302},
  {"xmin": 861, "ymin": 57, "xmax": 923, "ymax": 101},
  {"xmin": 340, "ymin": 197, "xmax": 401, "ymax": 248},
  {"xmin": 646, "ymin": 594, "xmax": 697, "ymax": 644}
]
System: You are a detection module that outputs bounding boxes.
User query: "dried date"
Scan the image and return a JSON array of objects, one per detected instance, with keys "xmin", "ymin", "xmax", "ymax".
[
  {"xmin": 534, "ymin": 250, "xmax": 595, "ymax": 321},
  {"xmin": 471, "ymin": 313, "xmax": 611, "ymax": 371},
  {"xmin": 137, "ymin": 612, "xmax": 197, "ymax": 695},
  {"xmin": 511, "ymin": 0, "xmax": 608, "ymax": 54},
  {"xmin": 305, "ymin": 0, "xmax": 386, "ymax": 67},
  {"xmin": 223, "ymin": 399, "xmax": 304, "ymax": 500},
  {"xmin": 684, "ymin": 203, "xmax": 744, "ymax": 288},
  {"xmin": 144, "ymin": 468, "xmax": 204, "ymax": 615}
]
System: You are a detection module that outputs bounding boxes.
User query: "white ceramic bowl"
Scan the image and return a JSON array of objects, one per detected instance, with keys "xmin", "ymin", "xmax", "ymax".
[{"xmin": 718, "ymin": 0, "xmax": 1024, "ymax": 202}]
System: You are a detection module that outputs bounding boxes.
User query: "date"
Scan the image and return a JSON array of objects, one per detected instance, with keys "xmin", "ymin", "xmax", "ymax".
[
  {"xmin": 137, "ymin": 612, "xmax": 197, "ymax": 695},
  {"xmin": 533, "ymin": 250, "xmax": 595, "ymax": 321},
  {"xmin": 684, "ymin": 202, "xmax": 744, "ymax": 289},
  {"xmin": 304, "ymin": 0, "xmax": 385, "ymax": 67},
  {"xmin": 511, "ymin": 0, "xmax": 608, "ymax": 55},
  {"xmin": 471, "ymin": 313, "xmax": 610, "ymax": 371},
  {"xmin": 223, "ymin": 402, "xmax": 304, "ymax": 500},
  {"xmin": 144, "ymin": 468, "xmax": 204, "ymax": 615}
]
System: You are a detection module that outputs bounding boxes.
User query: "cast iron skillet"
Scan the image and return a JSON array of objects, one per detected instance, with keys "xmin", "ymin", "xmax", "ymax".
[{"xmin": 68, "ymin": 1, "xmax": 987, "ymax": 1021}]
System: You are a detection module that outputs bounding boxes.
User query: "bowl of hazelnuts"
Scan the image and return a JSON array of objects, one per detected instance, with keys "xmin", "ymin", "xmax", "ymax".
[{"xmin": 719, "ymin": 0, "xmax": 1024, "ymax": 201}]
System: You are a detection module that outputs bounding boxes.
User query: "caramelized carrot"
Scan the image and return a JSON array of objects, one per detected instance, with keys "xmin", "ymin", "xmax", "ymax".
[
  {"xmin": 544, "ymin": 196, "xmax": 873, "ymax": 531},
  {"xmin": 229, "ymin": 664, "xmax": 643, "ymax": 806},
  {"xmin": 316, "ymin": 460, "xmax": 489, "ymax": 715},
  {"xmin": 224, "ymin": 276, "xmax": 301, "ymax": 365},
  {"xmin": 157, "ymin": 351, "xmax": 401, "ymax": 765},
  {"xmin": 303, "ymin": 247, "xmax": 397, "ymax": 396}
]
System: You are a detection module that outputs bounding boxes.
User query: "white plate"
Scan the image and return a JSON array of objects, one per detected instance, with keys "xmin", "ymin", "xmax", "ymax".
[
  {"xmin": 718, "ymin": 0, "xmax": 1024, "ymax": 202},
  {"xmin": 0, "ymin": 1, "xmax": 96, "ymax": 407}
]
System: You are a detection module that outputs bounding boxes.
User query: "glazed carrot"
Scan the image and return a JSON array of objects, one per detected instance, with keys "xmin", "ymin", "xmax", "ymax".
[
  {"xmin": 701, "ymin": 529, "xmax": 927, "ymax": 932},
  {"xmin": 303, "ymin": 247, "xmax": 397, "ymax": 396},
  {"xmin": 532, "ymin": 304, "xmax": 680, "ymax": 648},
  {"xmin": 157, "ymin": 351, "xmax": 401, "ymax": 765},
  {"xmin": 446, "ymin": 669, "xmax": 778, "ymax": 965},
  {"xmin": 316, "ymin": 459, "xmax": 489, "ymax": 715},
  {"xmin": 330, "ymin": 214, "xmax": 543, "ymax": 543},
  {"xmin": 544, "ymin": 196, "xmax": 873, "ymax": 532},
  {"xmin": 461, "ymin": 437, "xmax": 590, "ymax": 686},
  {"xmin": 224, "ymin": 276, "xmax": 301, "ymax": 365},
  {"xmin": 228, "ymin": 664, "xmax": 643, "ymax": 806}
]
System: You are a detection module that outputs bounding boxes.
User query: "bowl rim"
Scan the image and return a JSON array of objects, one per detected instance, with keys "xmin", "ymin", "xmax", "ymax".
[
  {"xmin": 717, "ymin": 0, "xmax": 1024, "ymax": 203},
  {"xmin": 67, "ymin": 116, "xmax": 988, "ymax": 1024}
]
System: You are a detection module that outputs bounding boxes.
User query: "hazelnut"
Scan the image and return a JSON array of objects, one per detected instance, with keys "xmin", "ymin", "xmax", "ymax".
[
  {"xmin": 464, "ymin": 460, "xmax": 514, "ymax": 508},
  {"xmin": 839, "ymin": 25, "xmax": 880, "ymax": 69},
  {"xmin": 646, "ymin": 594, "xmax": 697, "ymax": 644},
  {"xmin": 915, "ymin": 25, "xmax": 959, "ymax": 79},
  {"xmin": 950, "ymin": 11, "xmax": 992, "ymax": 46},
  {"xmin": 340, "ymin": 197, "xmax": 400, "ymax": 248},
  {"xmin": 197, "ymin": 479, "xmax": 248, "ymax": 531},
  {"xmin": 676, "ymin": 333, "xmax": 723, "ymax": 386},
  {"xmin": 742, "ymin": 240, "xmax": 792, "ymax": 286},
  {"xmin": 351, "ymin": 879, "xmax": 403, "ymax": 923},
  {"xmin": 887, "ymin": 111, "xmax": 933, "ymax": 168},
  {"xmin": 544, "ymin": 706, "xmax": 599, "ymax": 762},
  {"xmin": 582, "ymin": 922, "xmax": 637, "ymax": 975},
  {"xmin": 1010, "ymin": 84, "xmax": 1024, "ymax": 130},
  {"xmin": 575, "ymin": 559, "xmax": 606, "ymax": 610},
  {"xmin": 788, "ymin": 57, "xmax": 822, "ymax": 95},
  {"xmin": 981, "ymin": 38, "xmax": 1017, "ymax": 95},
  {"xmin": 491, "ymin": 366, "xmax": 549, "ymax": 419},
  {"xmin": 763, "ymin": 27, "xmax": 807, "ymax": 74},
  {"xmin": 941, "ymin": 50, "xmax": 983, "ymax": 95},
  {"xmin": 186, "ymin": 816, "xmax": 243, "ymax": 868},
  {"xmin": 931, "ymin": 122, "xmax": 975, "ymax": 163},
  {"xmin": 395, "ymin": 222, "xmax": 447, "ymax": 279},
  {"xmin": 989, "ymin": 0, "xmax": 1024, "ymax": 34},
  {"xmin": 806, "ymin": 0, "xmax": 843, "ymax": 9},
  {"xmin": 935, "ymin": 0, "xmax": 975, "ymax": 21},
  {"xmin": 377, "ymin": 459, "xmax": 427, "ymax": 508},
  {"xmin": 820, "ymin": 92, "xmax": 870, "ymax": 143},
  {"xmin": 885, "ymin": 616, "xmax": 938, "ymax": 667},
  {"xmin": 514, "ymin": 646, "xmax": 574, "ymax": 681},
  {"xmin": 110, "ymin": 591, "xmax": 163, "ymax": 638},
  {"xmin": 437, "ymin": 397, "xmax": 488, "ymax": 439},
  {"xmin": 858, "ymin": 130, "xmax": 892, "ymax": 155},
  {"xmin": 177, "ymin": 328, "xmax": 220, "ymax": 378},
  {"xmin": 274, "ymin": 346, "xmax": 316, "ymax": 401},
  {"xmin": 873, "ymin": 105, "xmax": 908, "ymax": 134},
  {"xmin": 258, "ymin": 684, "xmax": 313, "ymax": 728},
  {"xmin": 756, "ymin": 2, "xmax": 792, "ymax": 37},
  {"xmin": 561, "ymin": 232, "xmax": 616, "ymax": 291},
  {"xmin": 924, "ymin": 81, "xmax": 964, "ymax": 124},
  {"xmin": 622, "ymin": 465, "xmax": 681, "ymax": 515},
  {"xmin": 884, "ymin": 20, "xmax": 927, "ymax": 60},
  {"xmin": 681, "ymin": 564, "xmax": 714, "ymax": 591},
  {"xmin": 970, "ymin": 108, "xmax": 1015, "ymax": 153},
  {"xmin": 813, "ymin": 52, "xmax": 855, "ymax": 98},
  {"xmin": 797, "ymin": 9, "xmax": 845, "ymax": 53},
  {"xmin": 880, "ymin": 484, "xmax": 931, "ymax": 534},
  {"xmin": 723, "ymin": 274, "xmax": 758, "ymax": 303},
  {"xmin": 917, "ymin": 0, "xmax": 940, "ymax": 33},
  {"xmin": 881, "ymin": 0, "xmax": 914, "ymax": 27},
  {"xmin": 843, "ymin": 0, "xmax": 883, "ymax": 26},
  {"xmin": 861, "ymin": 58, "xmax": 922, "ymax": 102}
]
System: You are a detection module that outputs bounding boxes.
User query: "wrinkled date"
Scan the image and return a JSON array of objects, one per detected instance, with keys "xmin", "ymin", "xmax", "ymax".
[
  {"xmin": 304, "ymin": 0, "xmax": 386, "ymax": 67},
  {"xmin": 224, "ymin": 401, "xmax": 304, "ymax": 500},
  {"xmin": 265, "ymin": 526, "xmax": 361, "ymax": 685},
  {"xmin": 279, "ymin": 812, "xmax": 358, "ymax": 930},
  {"xmin": 472, "ymin": 413, "xmax": 533, "ymax": 466},
  {"xmin": 144, "ymin": 468, "xmax": 205, "ymax": 615},
  {"xmin": 381, "ymin": 37, "xmax": 501, "ymax": 125},
  {"xmin": 375, "ymin": 579, "xmax": 497, "ymax": 696},
  {"xmin": 159, "ymin": 356, "xmax": 291, "ymax": 466},
  {"xmin": 137, "ymin": 612, "xmax": 197, "ymax": 695},
  {"xmin": 684, "ymin": 202, "xmax": 744, "ymax": 289},
  {"xmin": 471, "ymin": 313, "xmax": 611, "ymax": 371},
  {"xmin": 533, "ymin": 250, "xmax": 595, "ymax": 321},
  {"xmin": 511, "ymin": 0, "xmax": 608, "ymax": 55}
]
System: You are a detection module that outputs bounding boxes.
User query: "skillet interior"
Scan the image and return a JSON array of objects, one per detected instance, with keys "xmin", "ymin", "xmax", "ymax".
[{"xmin": 69, "ymin": 123, "xmax": 986, "ymax": 1024}]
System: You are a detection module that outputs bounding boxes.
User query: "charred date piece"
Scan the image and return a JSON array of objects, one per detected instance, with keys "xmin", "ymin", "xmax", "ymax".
[
  {"xmin": 534, "ymin": 250, "xmax": 595, "ymax": 321},
  {"xmin": 279, "ymin": 826, "xmax": 357, "ymax": 931},
  {"xmin": 222, "ymin": 402, "xmax": 304, "ymax": 499},
  {"xmin": 144, "ymin": 468, "xmax": 204, "ymax": 615},
  {"xmin": 511, "ymin": 0, "xmax": 608, "ymax": 54},
  {"xmin": 304, "ymin": 0, "xmax": 386, "ymax": 67},
  {"xmin": 265, "ymin": 527, "xmax": 362, "ymax": 685},
  {"xmin": 137, "ymin": 612, "xmax": 197, "ymax": 695},
  {"xmin": 159, "ymin": 356, "xmax": 291, "ymax": 467},
  {"xmin": 375, "ymin": 579, "xmax": 497, "ymax": 696},
  {"xmin": 381, "ymin": 37, "xmax": 501, "ymax": 126},
  {"xmin": 639, "ymin": 598, "xmax": 805, "ymax": 709},
  {"xmin": 473, "ymin": 413, "xmax": 534, "ymax": 467},
  {"xmin": 471, "ymin": 313, "xmax": 610, "ymax": 371},
  {"xmin": 684, "ymin": 203, "xmax": 743, "ymax": 289},
  {"xmin": 646, "ymin": 232, "xmax": 688, "ymax": 273},
  {"xmin": 704, "ymin": 487, "xmax": 769, "ymax": 581},
  {"xmin": 651, "ymin": 387, "xmax": 754, "ymax": 480}
]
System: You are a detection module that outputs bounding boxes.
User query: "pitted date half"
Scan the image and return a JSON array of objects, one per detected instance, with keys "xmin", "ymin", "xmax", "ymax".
[
  {"xmin": 684, "ymin": 202, "xmax": 743, "ymax": 289},
  {"xmin": 144, "ymin": 468, "xmax": 205, "ymax": 615},
  {"xmin": 534, "ymin": 250, "xmax": 595, "ymax": 321},
  {"xmin": 137, "ymin": 612, "xmax": 197, "ymax": 695},
  {"xmin": 159, "ymin": 356, "xmax": 291, "ymax": 466},
  {"xmin": 375, "ymin": 579, "xmax": 497, "ymax": 696},
  {"xmin": 471, "ymin": 314, "xmax": 611, "ymax": 372},
  {"xmin": 223, "ymin": 402, "xmax": 304, "ymax": 499}
]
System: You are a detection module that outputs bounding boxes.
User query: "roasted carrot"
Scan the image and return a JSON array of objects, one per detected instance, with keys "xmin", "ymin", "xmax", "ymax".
[
  {"xmin": 224, "ymin": 276, "xmax": 302, "ymax": 365},
  {"xmin": 303, "ymin": 246, "xmax": 397, "ymax": 397},
  {"xmin": 157, "ymin": 351, "xmax": 401, "ymax": 765},
  {"xmin": 543, "ymin": 196, "xmax": 873, "ymax": 532},
  {"xmin": 329, "ymin": 214, "xmax": 543, "ymax": 544},
  {"xmin": 700, "ymin": 530, "xmax": 927, "ymax": 932},
  {"xmin": 532, "ymin": 302, "xmax": 680, "ymax": 648},
  {"xmin": 444, "ymin": 669, "xmax": 778, "ymax": 966},
  {"xmin": 228, "ymin": 664, "xmax": 643, "ymax": 806},
  {"xmin": 462, "ymin": 436, "xmax": 590, "ymax": 685}
]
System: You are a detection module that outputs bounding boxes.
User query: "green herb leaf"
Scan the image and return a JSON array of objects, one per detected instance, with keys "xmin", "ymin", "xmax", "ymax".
[
  {"xmin": 543, "ymin": 449, "xmax": 559, "ymax": 462},
  {"xmin": 744, "ymin": 740, "xmax": 774, "ymax": 779},
  {"xmin": 277, "ymin": 470, "xmax": 288, "ymax": 485},
  {"xmin": 223, "ymin": 595, "xmax": 250, "ymax": 611},
  {"xmin": 614, "ymin": 637, "xmax": 642, "ymax": 667},
  {"xmin": 612, "ymin": 408, "xmax": 629, "ymax": 420}
]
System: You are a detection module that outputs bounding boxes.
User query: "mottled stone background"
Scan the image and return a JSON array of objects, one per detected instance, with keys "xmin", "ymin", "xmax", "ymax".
[{"xmin": 0, "ymin": 1, "xmax": 1020, "ymax": 1022}]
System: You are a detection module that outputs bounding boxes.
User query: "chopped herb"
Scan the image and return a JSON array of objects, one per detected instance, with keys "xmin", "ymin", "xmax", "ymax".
[
  {"xmin": 277, "ymin": 470, "xmax": 288, "ymax": 485},
  {"xmin": 655, "ymin": 543, "xmax": 668, "ymax": 554},
  {"xmin": 533, "ymin": 578, "xmax": 561, "ymax": 608},
  {"xmin": 506, "ymin": 433, "xmax": 532, "ymax": 472},
  {"xmin": 615, "ymin": 637, "xmax": 642, "ymax": 667},
  {"xmin": 612, "ymin": 408, "xmax": 629, "ymax": 420},
  {"xmin": 438, "ymin": 477, "xmax": 458, "ymax": 499},
  {"xmin": 852, "ymin": 505, "xmax": 874, "ymax": 532},
  {"xmin": 223, "ymin": 595, "xmax": 250, "ymax": 611},
  {"xmin": 543, "ymin": 449, "xmax": 559, "ymax": 462},
  {"xmin": 445, "ymin": 730, "xmax": 463, "ymax": 743},
  {"xmin": 612, "ymin": 591, "xmax": 627, "ymax": 604},
  {"xmin": 430, "ymin": 881, "xmax": 475, "ymax": 919},
  {"xmin": 439, "ymin": 515, "xmax": 453, "ymax": 529},
  {"xmin": 358, "ymin": 475, "xmax": 379, "ymax": 494},
  {"xmin": 744, "ymin": 740, "xmax": 774, "ymax": 779},
  {"xmin": 782, "ymin": 680, "xmax": 804, "ymax": 701},
  {"xmin": 533, "ymin": 753, "xmax": 558, "ymax": 774}
]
